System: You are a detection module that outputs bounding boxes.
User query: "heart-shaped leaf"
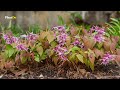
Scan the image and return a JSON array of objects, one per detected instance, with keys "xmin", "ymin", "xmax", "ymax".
[
  {"xmin": 93, "ymin": 48, "xmax": 104, "ymax": 58},
  {"xmin": 103, "ymin": 37, "xmax": 111, "ymax": 51},
  {"xmin": 116, "ymin": 49, "xmax": 120, "ymax": 55},
  {"xmin": 52, "ymin": 56, "xmax": 59, "ymax": 65},
  {"xmin": 34, "ymin": 54, "xmax": 40, "ymax": 62},
  {"xmin": 114, "ymin": 55, "xmax": 120, "ymax": 67},
  {"xmin": 70, "ymin": 26, "xmax": 78, "ymax": 36},
  {"xmin": 83, "ymin": 36, "xmax": 96, "ymax": 49},
  {"xmin": 103, "ymin": 41, "xmax": 111, "ymax": 51},
  {"xmin": 51, "ymin": 41, "xmax": 57, "ymax": 48},
  {"xmin": 89, "ymin": 61, "xmax": 94, "ymax": 71},
  {"xmin": 4, "ymin": 61, "xmax": 15, "ymax": 69},
  {"xmin": 76, "ymin": 54, "xmax": 84, "ymax": 63},
  {"xmin": 66, "ymin": 36, "xmax": 71, "ymax": 46},
  {"xmin": 36, "ymin": 46, "xmax": 43, "ymax": 56},
  {"xmin": 47, "ymin": 31, "xmax": 55, "ymax": 43}
]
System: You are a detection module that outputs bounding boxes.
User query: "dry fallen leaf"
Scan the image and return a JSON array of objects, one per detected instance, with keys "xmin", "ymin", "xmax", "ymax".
[
  {"xmin": 13, "ymin": 68, "xmax": 27, "ymax": 77},
  {"xmin": 114, "ymin": 55, "xmax": 120, "ymax": 67},
  {"xmin": 4, "ymin": 61, "xmax": 15, "ymax": 69},
  {"xmin": 79, "ymin": 69, "xmax": 86, "ymax": 76}
]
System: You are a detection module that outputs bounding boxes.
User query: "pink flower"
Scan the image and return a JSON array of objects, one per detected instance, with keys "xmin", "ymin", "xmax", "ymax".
[
  {"xmin": 12, "ymin": 37, "xmax": 19, "ymax": 43},
  {"xmin": 90, "ymin": 26, "xmax": 105, "ymax": 34},
  {"xmin": 54, "ymin": 45, "xmax": 68, "ymax": 60},
  {"xmin": 3, "ymin": 34, "xmax": 19, "ymax": 44},
  {"xmin": 6, "ymin": 38, "xmax": 13, "ymax": 44},
  {"xmin": 94, "ymin": 34, "xmax": 105, "ymax": 43},
  {"xmin": 90, "ymin": 26, "xmax": 105, "ymax": 43},
  {"xmin": 52, "ymin": 26, "xmax": 66, "ymax": 33},
  {"xmin": 3, "ymin": 34, "xmax": 9, "ymax": 40},
  {"xmin": 16, "ymin": 44, "xmax": 28, "ymax": 51},
  {"xmin": 72, "ymin": 38, "xmax": 84, "ymax": 48},
  {"xmin": 27, "ymin": 33, "xmax": 38, "ymax": 41},
  {"xmin": 57, "ymin": 33, "xmax": 67, "ymax": 46},
  {"xmin": 101, "ymin": 53, "xmax": 115, "ymax": 65}
]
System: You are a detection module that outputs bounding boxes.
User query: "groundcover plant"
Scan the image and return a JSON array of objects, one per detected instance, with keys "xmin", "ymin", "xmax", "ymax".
[{"xmin": 0, "ymin": 18, "xmax": 120, "ymax": 72}]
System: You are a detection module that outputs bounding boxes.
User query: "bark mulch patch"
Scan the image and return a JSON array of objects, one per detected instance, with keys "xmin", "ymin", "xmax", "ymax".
[{"xmin": 0, "ymin": 62, "xmax": 119, "ymax": 79}]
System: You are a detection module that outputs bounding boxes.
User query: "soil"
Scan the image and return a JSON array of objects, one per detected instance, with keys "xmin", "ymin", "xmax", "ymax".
[{"xmin": 0, "ymin": 61, "xmax": 120, "ymax": 79}]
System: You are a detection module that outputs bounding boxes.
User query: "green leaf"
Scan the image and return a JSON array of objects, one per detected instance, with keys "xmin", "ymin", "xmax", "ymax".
[
  {"xmin": 51, "ymin": 41, "xmax": 57, "ymax": 48},
  {"xmin": 9, "ymin": 48, "xmax": 14, "ymax": 58},
  {"xmin": 52, "ymin": 56, "xmax": 59, "ymax": 65},
  {"xmin": 83, "ymin": 59, "xmax": 89, "ymax": 68},
  {"xmin": 5, "ymin": 50, "xmax": 9, "ymax": 59},
  {"xmin": 47, "ymin": 49, "xmax": 54, "ymax": 57},
  {"xmin": 36, "ymin": 46, "xmax": 43, "ymax": 56},
  {"xmin": 105, "ymin": 32, "xmax": 110, "ymax": 37},
  {"xmin": 8, "ymin": 20, "xmax": 12, "ymax": 29},
  {"xmin": 79, "ymin": 50, "xmax": 87, "ymax": 58},
  {"xmin": 69, "ymin": 53, "xmax": 76, "ymax": 61},
  {"xmin": 6, "ymin": 44, "xmax": 12, "ymax": 50},
  {"xmin": 57, "ymin": 15, "xmax": 65, "ymax": 25},
  {"xmin": 70, "ymin": 46, "xmax": 80, "ymax": 53},
  {"xmin": 89, "ymin": 61, "xmax": 94, "ymax": 71},
  {"xmin": 35, "ymin": 54, "xmax": 40, "ymax": 62},
  {"xmin": 41, "ymin": 52, "xmax": 47, "ymax": 60},
  {"xmin": 6, "ymin": 45, "xmax": 15, "ymax": 58},
  {"xmin": 21, "ymin": 57, "xmax": 27, "ymax": 64},
  {"xmin": 76, "ymin": 54, "xmax": 84, "ymax": 63},
  {"xmin": 88, "ymin": 49, "xmax": 95, "ymax": 56},
  {"xmin": 110, "ymin": 18, "xmax": 119, "ymax": 23},
  {"xmin": 97, "ymin": 42, "xmax": 103, "ymax": 49}
]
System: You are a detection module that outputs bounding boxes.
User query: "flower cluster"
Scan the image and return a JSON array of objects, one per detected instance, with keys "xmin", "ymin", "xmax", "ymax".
[
  {"xmin": 3, "ymin": 34, "xmax": 29, "ymax": 51},
  {"xmin": 94, "ymin": 35, "xmax": 105, "ymax": 43},
  {"xmin": 57, "ymin": 33, "xmax": 67, "ymax": 46},
  {"xmin": 3, "ymin": 34, "xmax": 19, "ymax": 44},
  {"xmin": 54, "ymin": 45, "xmax": 68, "ymax": 60},
  {"xmin": 53, "ymin": 26, "xmax": 67, "ymax": 46},
  {"xmin": 52, "ymin": 26, "xmax": 66, "ymax": 33},
  {"xmin": 101, "ymin": 53, "xmax": 115, "ymax": 65},
  {"xmin": 27, "ymin": 33, "xmax": 38, "ymax": 41},
  {"xmin": 90, "ymin": 26, "xmax": 105, "ymax": 43},
  {"xmin": 52, "ymin": 26, "xmax": 68, "ymax": 60},
  {"xmin": 72, "ymin": 38, "xmax": 84, "ymax": 48},
  {"xmin": 16, "ymin": 44, "xmax": 28, "ymax": 51}
]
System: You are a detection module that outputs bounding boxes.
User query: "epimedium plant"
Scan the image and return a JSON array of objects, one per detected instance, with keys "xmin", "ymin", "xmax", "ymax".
[{"xmin": 1, "ymin": 21, "xmax": 120, "ymax": 71}]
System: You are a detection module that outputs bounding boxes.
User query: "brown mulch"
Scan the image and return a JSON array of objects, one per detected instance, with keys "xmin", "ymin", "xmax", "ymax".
[{"xmin": 0, "ymin": 61, "xmax": 120, "ymax": 79}]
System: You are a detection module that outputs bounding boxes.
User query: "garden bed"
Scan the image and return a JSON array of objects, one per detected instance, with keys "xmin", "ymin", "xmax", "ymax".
[{"xmin": 0, "ymin": 17, "xmax": 120, "ymax": 79}]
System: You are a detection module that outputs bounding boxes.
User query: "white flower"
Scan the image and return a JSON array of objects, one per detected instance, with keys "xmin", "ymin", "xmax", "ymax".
[{"xmin": 20, "ymin": 35, "xmax": 28, "ymax": 38}]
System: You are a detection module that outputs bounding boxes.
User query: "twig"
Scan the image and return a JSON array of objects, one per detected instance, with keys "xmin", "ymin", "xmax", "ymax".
[{"xmin": 98, "ymin": 75, "xmax": 120, "ymax": 79}]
